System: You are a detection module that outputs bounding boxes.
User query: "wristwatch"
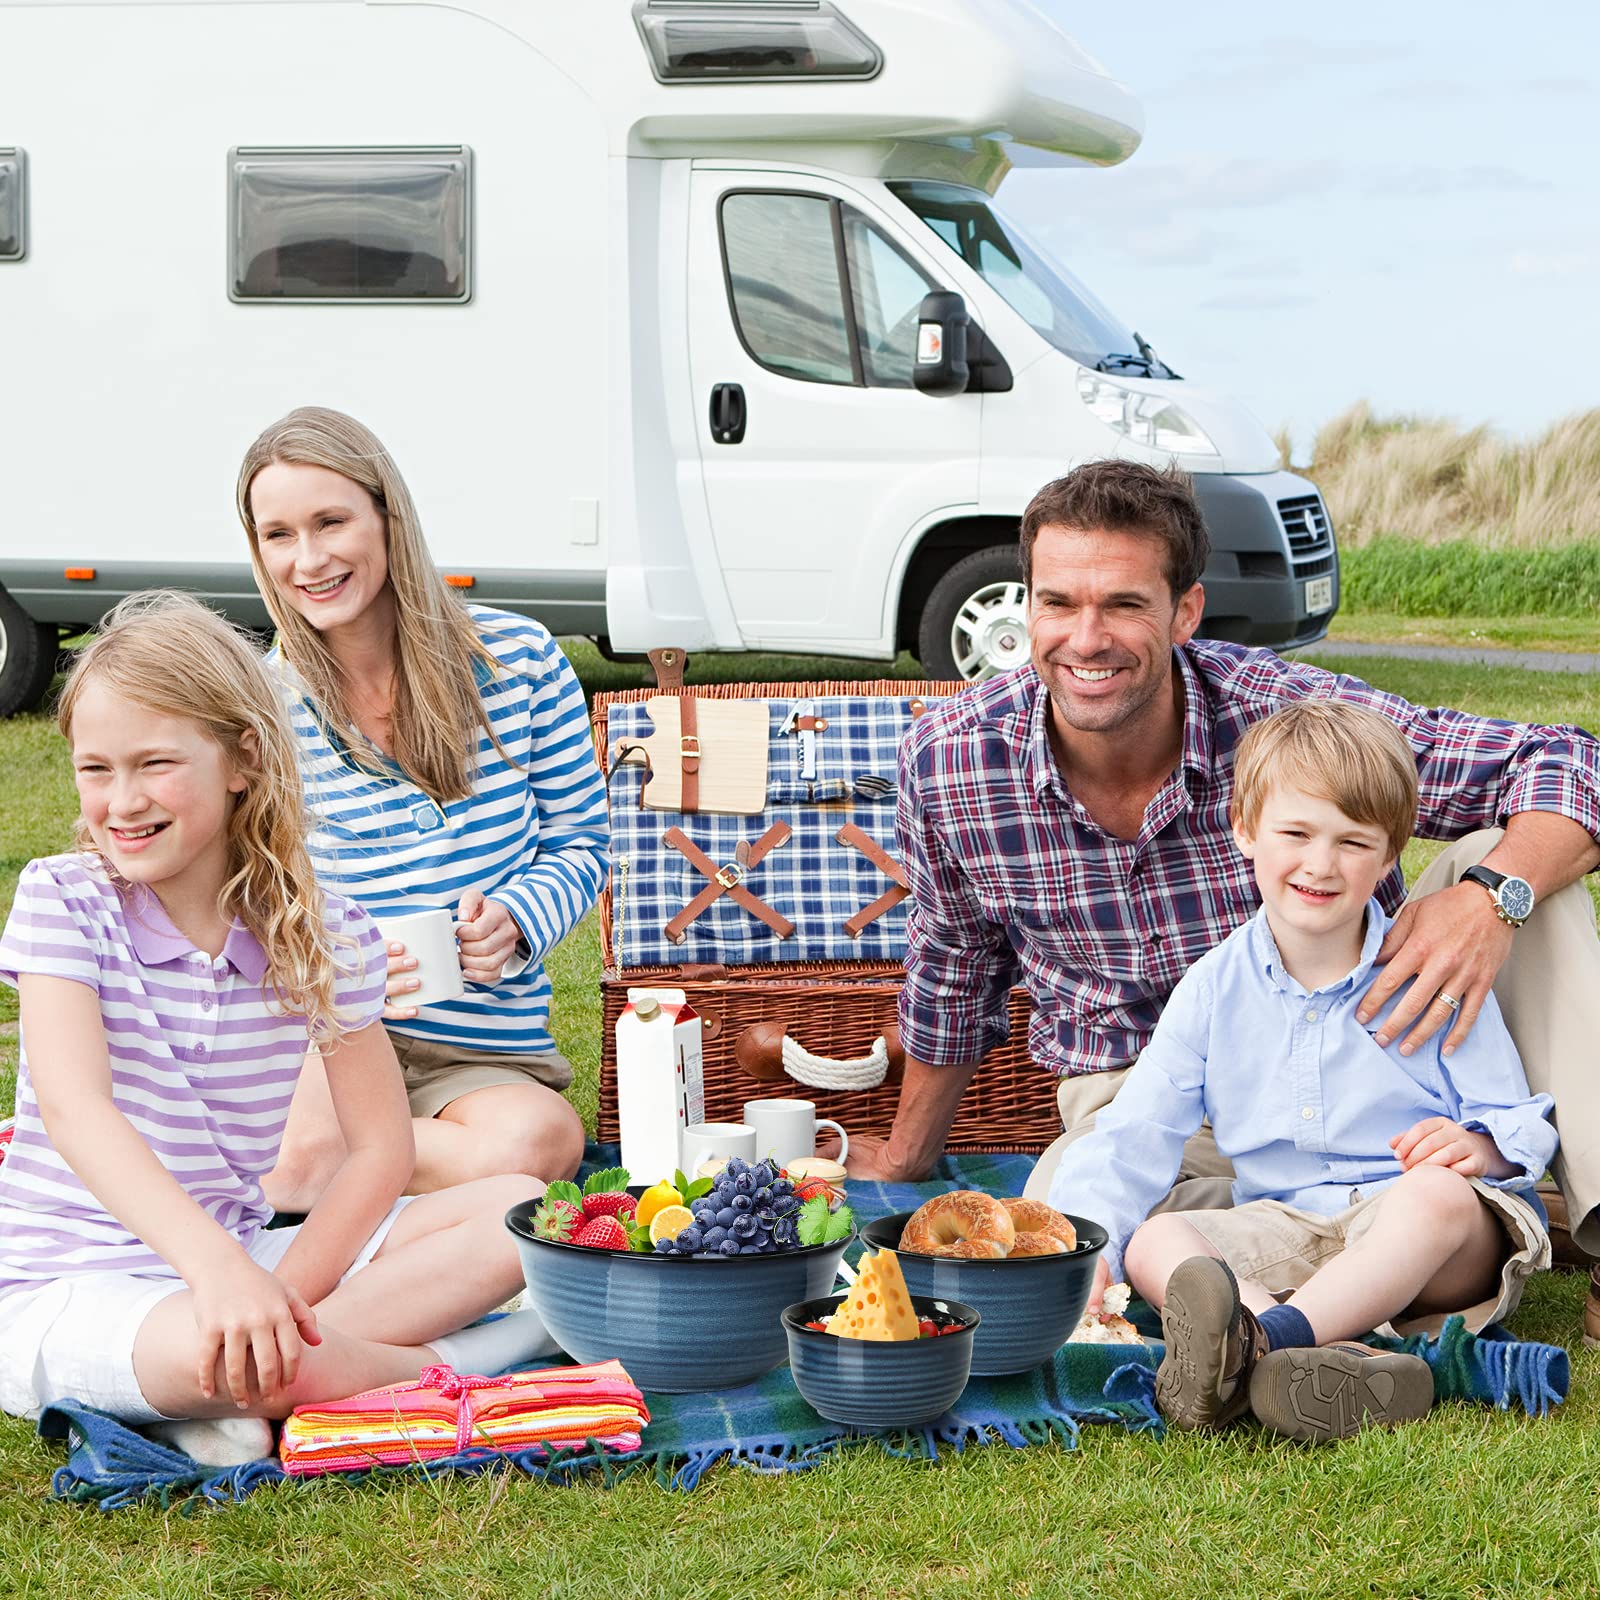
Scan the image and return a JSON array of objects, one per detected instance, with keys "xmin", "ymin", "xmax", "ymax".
[{"xmin": 1460, "ymin": 865, "xmax": 1536, "ymax": 927}]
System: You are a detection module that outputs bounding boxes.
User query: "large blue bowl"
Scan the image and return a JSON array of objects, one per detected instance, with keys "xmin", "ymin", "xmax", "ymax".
[
  {"xmin": 506, "ymin": 1200, "xmax": 852, "ymax": 1393},
  {"xmin": 782, "ymin": 1293, "xmax": 979, "ymax": 1428},
  {"xmin": 859, "ymin": 1212, "xmax": 1108, "ymax": 1376}
]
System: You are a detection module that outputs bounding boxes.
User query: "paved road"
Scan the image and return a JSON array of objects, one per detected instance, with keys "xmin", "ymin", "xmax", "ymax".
[{"xmin": 1294, "ymin": 640, "xmax": 1600, "ymax": 676}]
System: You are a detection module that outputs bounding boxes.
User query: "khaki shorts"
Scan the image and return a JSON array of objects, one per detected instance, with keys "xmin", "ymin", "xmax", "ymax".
[
  {"xmin": 389, "ymin": 1032, "xmax": 575, "ymax": 1121},
  {"xmin": 1174, "ymin": 1180, "xmax": 1551, "ymax": 1339}
]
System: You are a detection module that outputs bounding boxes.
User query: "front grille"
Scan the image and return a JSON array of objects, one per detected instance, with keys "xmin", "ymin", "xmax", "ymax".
[
  {"xmin": 1294, "ymin": 554, "xmax": 1336, "ymax": 579},
  {"xmin": 1277, "ymin": 494, "xmax": 1334, "ymax": 563}
]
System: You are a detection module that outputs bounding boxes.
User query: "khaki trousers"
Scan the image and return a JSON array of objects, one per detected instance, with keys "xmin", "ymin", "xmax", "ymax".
[{"xmin": 1023, "ymin": 828, "xmax": 1600, "ymax": 1255}]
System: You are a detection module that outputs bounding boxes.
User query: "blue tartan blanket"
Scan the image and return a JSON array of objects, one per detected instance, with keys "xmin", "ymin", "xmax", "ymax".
[{"xmin": 35, "ymin": 1148, "xmax": 1570, "ymax": 1511}]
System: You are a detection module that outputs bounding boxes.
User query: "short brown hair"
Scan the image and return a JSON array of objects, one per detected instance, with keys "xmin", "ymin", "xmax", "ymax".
[
  {"xmin": 1020, "ymin": 459, "xmax": 1210, "ymax": 599},
  {"xmin": 1230, "ymin": 701, "xmax": 1419, "ymax": 859}
]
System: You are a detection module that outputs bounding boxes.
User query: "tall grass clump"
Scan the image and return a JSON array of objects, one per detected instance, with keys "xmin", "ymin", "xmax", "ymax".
[{"xmin": 1279, "ymin": 403, "xmax": 1600, "ymax": 618}]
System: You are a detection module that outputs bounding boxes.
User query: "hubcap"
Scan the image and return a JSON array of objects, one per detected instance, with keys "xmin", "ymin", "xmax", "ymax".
[{"xmin": 950, "ymin": 580, "xmax": 1028, "ymax": 681}]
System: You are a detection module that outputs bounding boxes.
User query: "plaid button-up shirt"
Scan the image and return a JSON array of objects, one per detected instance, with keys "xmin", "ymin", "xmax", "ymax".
[{"xmin": 897, "ymin": 640, "xmax": 1600, "ymax": 1077}]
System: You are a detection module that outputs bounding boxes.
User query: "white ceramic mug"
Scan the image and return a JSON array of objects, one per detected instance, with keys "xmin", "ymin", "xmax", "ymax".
[
  {"xmin": 742, "ymin": 1097, "xmax": 849, "ymax": 1169},
  {"xmin": 373, "ymin": 908, "xmax": 465, "ymax": 1007},
  {"xmin": 680, "ymin": 1121, "xmax": 757, "ymax": 1175}
]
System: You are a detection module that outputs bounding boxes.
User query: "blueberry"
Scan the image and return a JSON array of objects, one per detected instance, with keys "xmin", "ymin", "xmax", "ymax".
[
  {"xmin": 752, "ymin": 1186, "xmax": 772, "ymax": 1207},
  {"xmin": 703, "ymin": 1226, "xmax": 728, "ymax": 1249},
  {"xmin": 732, "ymin": 1214, "xmax": 758, "ymax": 1240},
  {"xmin": 714, "ymin": 1181, "xmax": 736, "ymax": 1204},
  {"xmin": 731, "ymin": 1193, "xmax": 753, "ymax": 1213},
  {"xmin": 653, "ymin": 1237, "xmax": 675, "ymax": 1254},
  {"xmin": 716, "ymin": 1206, "xmax": 737, "ymax": 1228},
  {"xmin": 692, "ymin": 1204, "xmax": 717, "ymax": 1226},
  {"xmin": 733, "ymin": 1172, "xmax": 755, "ymax": 1196},
  {"xmin": 718, "ymin": 1237, "xmax": 741, "ymax": 1256},
  {"xmin": 725, "ymin": 1157, "xmax": 748, "ymax": 1179},
  {"xmin": 678, "ymin": 1225, "xmax": 703, "ymax": 1253}
]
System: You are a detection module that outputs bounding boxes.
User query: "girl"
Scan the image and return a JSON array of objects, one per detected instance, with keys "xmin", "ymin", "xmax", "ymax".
[
  {"xmin": 235, "ymin": 408, "xmax": 607, "ymax": 1208},
  {"xmin": 0, "ymin": 594, "xmax": 556, "ymax": 1465}
]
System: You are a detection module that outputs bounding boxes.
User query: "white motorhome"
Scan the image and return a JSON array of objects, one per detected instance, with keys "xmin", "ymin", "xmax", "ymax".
[{"xmin": 0, "ymin": 0, "xmax": 1338, "ymax": 716}]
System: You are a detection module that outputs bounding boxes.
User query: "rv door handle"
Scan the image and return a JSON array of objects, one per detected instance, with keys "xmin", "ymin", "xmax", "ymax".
[{"xmin": 709, "ymin": 383, "xmax": 746, "ymax": 445}]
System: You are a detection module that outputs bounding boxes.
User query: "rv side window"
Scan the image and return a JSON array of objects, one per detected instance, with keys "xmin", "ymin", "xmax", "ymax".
[
  {"xmin": 841, "ymin": 211, "xmax": 935, "ymax": 388},
  {"xmin": 635, "ymin": 2, "xmax": 881, "ymax": 83},
  {"xmin": 720, "ymin": 193, "xmax": 855, "ymax": 385},
  {"xmin": 0, "ymin": 150, "xmax": 25, "ymax": 261},
  {"xmin": 229, "ymin": 148, "xmax": 471, "ymax": 303}
]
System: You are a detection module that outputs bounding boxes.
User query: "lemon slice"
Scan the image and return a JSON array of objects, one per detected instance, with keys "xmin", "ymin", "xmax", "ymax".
[
  {"xmin": 635, "ymin": 1180, "xmax": 683, "ymax": 1227},
  {"xmin": 648, "ymin": 1204, "xmax": 696, "ymax": 1245}
]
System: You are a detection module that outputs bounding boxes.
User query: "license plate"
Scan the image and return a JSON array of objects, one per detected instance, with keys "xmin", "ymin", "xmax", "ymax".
[{"xmin": 1305, "ymin": 575, "xmax": 1334, "ymax": 613}]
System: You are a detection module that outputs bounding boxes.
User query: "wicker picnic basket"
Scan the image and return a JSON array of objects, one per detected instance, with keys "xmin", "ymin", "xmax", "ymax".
[{"xmin": 591, "ymin": 669, "xmax": 1059, "ymax": 1154}]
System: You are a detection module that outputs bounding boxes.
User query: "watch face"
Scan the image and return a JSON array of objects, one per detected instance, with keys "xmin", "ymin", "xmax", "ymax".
[{"xmin": 1499, "ymin": 877, "xmax": 1535, "ymax": 921}]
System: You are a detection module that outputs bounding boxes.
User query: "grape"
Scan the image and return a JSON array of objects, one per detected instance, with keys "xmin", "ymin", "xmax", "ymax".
[
  {"xmin": 716, "ymin": 1206, "xmax": 736, "ymax": 1228},
  {"xmin": 732, "ymin": 1215, "xmax": 758, "ymax": 1241},
  {"xmin": 678, "ymin": 1225, "xmax": 704, "ymax": 1253},
  {"xmin": 692, "ymin": 1204, "xmax": 716, "ymax": 1226},
  {"xmin": 771, "ymin": 1178, "xmax": 794, "ymax": 1197},
  {"xmin": 703, "ymin": 1225, "xmax": 728, "ymax": 1249},
  {"xmin": 724, "ymin": 1157, "xmax": 748, "ymax": 1179},
  {"xmin": 733, "ymin": 1172, "xmax": 755, "ymax": 1196},
  {"xmin": 751, "ymin": 1159, "xmax": 778, "ymax": 1187},
  {"xmin": 771, "ymin": 1195, "xmax": 800, "ymax": 1217},
  {"xmin": 714, "ymin": 1180, "xmax": 736, "ymax": 1203},
  {"xmin": 752, "ymin": 1186, "xmax": 772, "ymax": 1207},
  {"xmin": 731, "ymin": 1193, "xmax": 753, "ymax": 1214},
  {"xmin": 738, "ymin": 1244, "xmax": 760, "ymax": 1255},
  {"xmin": 718, "ymin": 1237, "xmax": 740, "ymax": 1256}
]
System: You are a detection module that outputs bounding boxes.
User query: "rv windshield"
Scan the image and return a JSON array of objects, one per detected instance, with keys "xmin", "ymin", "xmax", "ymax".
[{"xmin": 888, "ymin": 181, "xmax": 1171, "ymax": 377}]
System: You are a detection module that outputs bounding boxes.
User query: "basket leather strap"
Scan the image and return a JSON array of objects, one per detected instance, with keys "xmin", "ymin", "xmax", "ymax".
[
  {"xmin": 677, "ymin": 694, "xmax": 701, "ymax": 814},
  {"xmin": 834, "ymin": 822, "xmax": 910, "ymax": 938},
  {"xmin": 662, "ymin": 822, "xmax": 795, "ymax": 944}
]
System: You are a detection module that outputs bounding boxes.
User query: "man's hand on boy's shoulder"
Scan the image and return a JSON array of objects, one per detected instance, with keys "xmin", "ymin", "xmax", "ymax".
[
  {"xmin": 1390, "ymin": 1116, "xmax": 1517, "ymax": 1181},
  {"xmin": 1357, "ymin": 883, "xmax": 1515, "ymax": 1058}
]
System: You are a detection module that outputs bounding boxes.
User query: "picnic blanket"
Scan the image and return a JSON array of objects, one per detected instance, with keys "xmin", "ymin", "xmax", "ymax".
[{"xmin": 34, "ymin": 1148, "xmax": 1572, "ymax": 1511}]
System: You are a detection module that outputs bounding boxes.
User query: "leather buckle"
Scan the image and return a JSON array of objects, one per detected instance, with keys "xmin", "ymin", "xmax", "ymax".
[
  {"xmin": 714, "ymin": 861, "xmax": 745, "ymax": 889},
  {"xmin": 680, "ymin": 735, "xmax": 702, "ymax": 759}
]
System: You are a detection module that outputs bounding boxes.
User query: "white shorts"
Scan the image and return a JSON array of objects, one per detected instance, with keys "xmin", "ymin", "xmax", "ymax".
[{"xmin": 0, "ymin": 1199, "xmax": 413, "ymax": 1424}]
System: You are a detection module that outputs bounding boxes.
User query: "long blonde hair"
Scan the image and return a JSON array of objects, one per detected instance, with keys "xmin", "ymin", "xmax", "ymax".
[
  {"xmin": 58, "ymin": 592, "xmax": 364, "ymax": 1041},
  {"xmin": 236, "ymin": 406, "xmax": 504, "ymax": 804}
]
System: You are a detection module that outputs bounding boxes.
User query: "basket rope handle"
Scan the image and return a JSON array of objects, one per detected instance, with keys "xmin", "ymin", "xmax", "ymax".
[{"xmin": 734, "ymin": 1020, "xmax": 906, "ymax": 1087}]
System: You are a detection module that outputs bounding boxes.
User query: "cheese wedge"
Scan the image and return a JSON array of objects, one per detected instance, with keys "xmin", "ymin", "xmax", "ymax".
[{"xmin": 823, "ymin": 1248, "xmax": 920, "ymax": 1342}]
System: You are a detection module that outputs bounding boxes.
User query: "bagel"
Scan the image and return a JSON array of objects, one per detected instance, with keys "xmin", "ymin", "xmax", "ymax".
[
  {"xmin": 1002, "ymin": 1198, "xmax": 1077, "ymax": 1251},
  {"xmin": 1007, "ymin": 1230, "xmax": 1071, "ymax": 1258},
  {"xmin": 900, "ymin": 1190, "xmax": 1014, "ymax": 1259}
]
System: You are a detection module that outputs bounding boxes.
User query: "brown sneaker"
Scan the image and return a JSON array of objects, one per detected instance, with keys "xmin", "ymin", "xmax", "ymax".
[
  {"xmin": 1538, "ymin": 1181, "xmax": 1595, "ymax": 1272},
  {"xmin": 1249, "ymin": 1341, "xmax": 1434, "ymax": 1442},
  {"xmin": 1155, "ymin": 1256, "xmax": 1265, "ymax": 1430},
  {"xmin": 1585, "ymin": 1265, "xmax": 1600, "ymax": 1351}
]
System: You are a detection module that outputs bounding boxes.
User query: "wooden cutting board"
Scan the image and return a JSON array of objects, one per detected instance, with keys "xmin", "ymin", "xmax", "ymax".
[{"xmin": 612, "ymin": 696, "xmax": 769, "ymax": 814}]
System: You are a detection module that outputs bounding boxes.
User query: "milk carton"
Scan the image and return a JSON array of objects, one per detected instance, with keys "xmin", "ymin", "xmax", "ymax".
[{"xmin": 615, "ymin": 987, "xmax": 705, "ymax": 1184}]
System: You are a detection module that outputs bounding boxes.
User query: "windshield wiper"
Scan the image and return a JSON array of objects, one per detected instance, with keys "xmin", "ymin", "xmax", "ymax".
[{"xmin": 1096, "ymin": 352, "xmax": 1156, "ymax": 375}]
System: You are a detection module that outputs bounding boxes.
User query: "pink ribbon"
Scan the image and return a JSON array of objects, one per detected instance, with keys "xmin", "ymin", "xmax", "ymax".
[{"xmin": 416, "ymin": 1364, "xmax": 501, "ymax": 1453}]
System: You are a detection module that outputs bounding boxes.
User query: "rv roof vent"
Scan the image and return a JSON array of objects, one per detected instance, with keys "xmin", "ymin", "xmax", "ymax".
[{"xmin": 634, "ymin": 1, "xmax": 882, "ymax": 84}]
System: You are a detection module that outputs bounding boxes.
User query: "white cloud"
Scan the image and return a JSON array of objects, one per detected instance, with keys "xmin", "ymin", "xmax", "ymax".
[
  {"xmin": 1365, "ymin": 164, "xmax": 1552, "ymax": 196},
  {"xmin": 1509, "ymin": 248, "xmax": 1600, "ymax": 276},
  {"xmin": 1521, "ymin": 75, "xmax": 1591, "ymax": 94},
  {"xmin": 1196, "ymin": 289, "xmax": 1318, "ymax": 312}
]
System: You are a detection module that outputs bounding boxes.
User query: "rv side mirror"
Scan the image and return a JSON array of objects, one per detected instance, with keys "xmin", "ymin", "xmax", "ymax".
[{"xmin": 912, "ymin": 290, "xmax": 970, "ymax": 398}]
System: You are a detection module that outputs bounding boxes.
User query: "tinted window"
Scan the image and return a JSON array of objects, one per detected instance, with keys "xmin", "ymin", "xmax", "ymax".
[
  {"xmin": 842, "ymin": 211, "xmax": 934, "ymax": 388},
  {"xmin": 636, "ymin": 2, "xmax": 881, "ymax": 82},
  {"xmin": 720, "ymin": 192, "xmax": 854, "ymax": 384},
  {"xmin": 0, "ymin": 150, "xmax": 24, "ymax": 261},
  {"xmin": 230, "ymin": 148, "xmax": 470, "ymax": 302}
]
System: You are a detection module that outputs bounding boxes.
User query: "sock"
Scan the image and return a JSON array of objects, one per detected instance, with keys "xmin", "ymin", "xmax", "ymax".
[
  {"xmin": 144, "ymin": 1415, "xmax": 275, "ymax": 1468},
  {"xmin": 428, "ymin": 1305, "xmax": 561, "ymax": 1377},
  {"xmin": 1257, "ymin": 1302, "xmax": 1317, "ymax": 1352}
]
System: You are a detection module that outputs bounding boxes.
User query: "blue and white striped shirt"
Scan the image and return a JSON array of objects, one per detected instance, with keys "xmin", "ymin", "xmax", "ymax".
[{"xmin": 271, "ymin": 606, "xmax": 608, "ymax": 1056}]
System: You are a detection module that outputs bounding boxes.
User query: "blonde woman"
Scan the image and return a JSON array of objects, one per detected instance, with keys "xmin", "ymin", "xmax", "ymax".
[
  {"xmin": 238, "ymin": 408, "xmax": 605, "ymax": 1210},
  {"xmin": 0, "ymin": 594, "xmax": 552, "ymax": 1464}
]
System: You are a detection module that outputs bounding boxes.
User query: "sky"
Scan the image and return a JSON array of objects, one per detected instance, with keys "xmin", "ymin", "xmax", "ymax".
[{"xmin": 1003, "ymin": 3, "xmax": 1600, "ymax": 460}]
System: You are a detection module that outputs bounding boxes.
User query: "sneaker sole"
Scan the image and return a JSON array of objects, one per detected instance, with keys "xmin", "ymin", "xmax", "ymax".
[
  {"xmin": 1249, "ymin": 1347, "xmax": 1434, "ymax": 1443},
  {"xmin": 1155, "ymin": 1259, "xmax": 1249, "ymax": 1430}
]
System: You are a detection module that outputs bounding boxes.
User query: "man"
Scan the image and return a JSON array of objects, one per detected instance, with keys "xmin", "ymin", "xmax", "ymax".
[{"xmin": 846, "ymin": 459, "xmax": 1600, "ymax": 1336}]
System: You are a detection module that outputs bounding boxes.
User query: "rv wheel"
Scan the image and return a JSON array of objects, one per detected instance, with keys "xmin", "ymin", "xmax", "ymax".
[
  {"xmin": 0, "ymin": 589, "xmax": 58, "ymax": 718},
  {"xmin": 917, "ymin": 545, "xmax": 1029, "ymax": 683}
]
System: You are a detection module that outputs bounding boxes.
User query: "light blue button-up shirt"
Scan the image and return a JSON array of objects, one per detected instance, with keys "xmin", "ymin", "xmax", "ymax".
[{"xmin": 1049, "ymin": 900, "xmax": 1557, "ymax": 1280}]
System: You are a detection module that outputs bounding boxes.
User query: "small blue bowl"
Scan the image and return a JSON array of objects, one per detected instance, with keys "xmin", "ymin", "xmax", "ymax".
[
  {"xmin": 859, "ymin": 1212, "xmax": 1108, "ymax": 1376},
  {"xmin": 782, "ymin": 1293, "xmax": 979, "ymax": 1429},
  {"xmin": 506, "ymin": 1200, "xmax": 851, "ymax": 1393}
]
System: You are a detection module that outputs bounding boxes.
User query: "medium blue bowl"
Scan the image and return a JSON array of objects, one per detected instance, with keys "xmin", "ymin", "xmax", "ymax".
[
  {"xmin": 859, "ymin": 1212, "xmax": 1108, "ymax": 1376},
  {"xmin": 782, "ymin": 1294, "xmax": 979, "ymax": 1429},
  {"xmin": 506, "ymin": 1200, "xmax": 852, "ymax": 1393}
]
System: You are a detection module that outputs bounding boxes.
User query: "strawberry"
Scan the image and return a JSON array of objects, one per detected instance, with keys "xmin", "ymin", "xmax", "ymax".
[
  {"xmin": 530, "ymin": 1196, "xmax": 581, "ymax": 1242},
  {"xmin": 794, "ymin": 1177, "xmax": 840, "ymax": 1207},
  {"xmin": 580, "ymin": 1190, "xmax": 638, "ymax": 1223},
  {"xmin": 571, "ymin": 1215, "xmax": 630, "ymax": 1251}
]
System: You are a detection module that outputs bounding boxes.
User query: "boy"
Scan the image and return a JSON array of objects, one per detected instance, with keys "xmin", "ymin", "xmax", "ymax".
[{"xmin": 1050, "ymin": 701, "xmax": 1556, "ymax": 1442}]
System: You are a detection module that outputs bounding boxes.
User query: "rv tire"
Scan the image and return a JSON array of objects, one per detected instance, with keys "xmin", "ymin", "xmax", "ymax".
[
  {"xmin": 0, "ymin": 589, "xmax": 58, "ymax": 718},
  {"xmin": 917, "ymin": 544, "xmax": 1029, "ymax": 684}
]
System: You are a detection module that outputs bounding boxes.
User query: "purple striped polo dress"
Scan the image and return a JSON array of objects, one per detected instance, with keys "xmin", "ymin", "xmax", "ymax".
[{"xmin": 0, "ymin": 854, "xmax": 385, "ymax": 1289}]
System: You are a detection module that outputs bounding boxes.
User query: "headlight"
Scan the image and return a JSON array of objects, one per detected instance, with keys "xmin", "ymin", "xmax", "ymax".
[{"xmin": 1075, "ymin": 371, "xmax": 1220, "ymax": 458}]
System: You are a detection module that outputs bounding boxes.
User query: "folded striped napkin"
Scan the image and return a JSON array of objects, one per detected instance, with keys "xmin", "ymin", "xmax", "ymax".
[{"xmin": 278, "ymin": 1360, "xmax": 650, "ymax": 1475}]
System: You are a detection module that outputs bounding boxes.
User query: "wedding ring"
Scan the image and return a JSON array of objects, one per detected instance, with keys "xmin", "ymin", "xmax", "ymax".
[{"xmin": 1437, "ymin": 992, "xmax": 1461, "ymax": 1012}]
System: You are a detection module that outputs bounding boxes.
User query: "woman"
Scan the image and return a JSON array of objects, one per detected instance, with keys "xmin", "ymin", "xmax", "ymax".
[{"xmin": 238, "ymin": 407, "xmax": 605, "ymax": 1209}]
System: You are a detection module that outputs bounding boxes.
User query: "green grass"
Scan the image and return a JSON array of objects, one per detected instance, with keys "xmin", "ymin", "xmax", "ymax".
[
  {"xmin": 1326, "ymin": 612, "xmax": 1600, "ymax": 655},
  {"xmin": 2, "ymin": 649, "xmax": 1599, "ymax": 1598},
  {"xmin": 1339, "ymin": 537, "xmax": 1600, "ymax": 619}
]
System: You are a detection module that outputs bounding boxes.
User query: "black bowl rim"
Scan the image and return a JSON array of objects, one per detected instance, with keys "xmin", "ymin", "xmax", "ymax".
[
  {"xmin": 781, "ymin": 1292, "xmax": 980, "ymax": 1340},
  {"xmin": 506, "ymin": 1200, "xmax": 853, "ymax": 1264},
  {"xmin": 860, "ymin": 1209, "xmax": 1109, "ymax": 1263}
]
